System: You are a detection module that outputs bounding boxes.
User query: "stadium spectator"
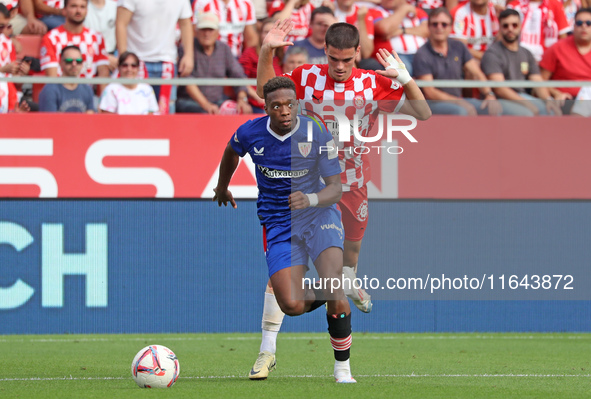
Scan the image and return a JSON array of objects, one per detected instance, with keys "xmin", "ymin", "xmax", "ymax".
[
  {"xmin": 0, "ymin": 4, "xmax": 31, "ymax": 112},
  {"xmin": 193, "ymin": 0, "xmax": 257, "ymax": 58},
  {"xmin": 540, "ymin": 7, "xmax": 591, "ymax": 113},
  {"xmin": 84, "ymin": 0, "xmax": 117, "ymax": 71},
  {"xmin": 415, "ymin": 0, "xmax": 459, "ymax": 14},
  {"xmin": 481, "ymin": 8, "xmax": 561, "ymax": 115},
  {"xmin": 571, "ymin": 85, "xmax": 591, "ymax": 116},
  {"xmin": 34, "ymin": 0, "xmax": 65, "ymax": 30},
  {"xmin": 562, "ymin": 0, "xmax": 588, "ymax": 28},
  {"xmin": 373, "ymin": 0, "xmax": 429, "ymax": 76},
  {"xmin": 176, "ymin": 12, "xmax": 252, "ymax": 115},
  {"xmin": 40, "ymin": 0, "xmax": 109, "ymax": 80},
  {"xmin": 413, "ymin": 7, "xmax": 502, "ymax": 115},
  {"xmin": 116, "ymin": 0, "xmax": 193, "ymax": 114},
  {"xmin": 238, "ymin": 18, "xmax": 282, "ymax": 113},
  {"xmin": 334, "ymin": 0, "xmax": 383, "ymax": 68},
  {"xmin": 282, "ymin": 45, "xmax": 308, "ymax": 73},
  {"xmin": 292, "ymin": 6, "xmax": 336, "ymax": 64},
  {"xmin": 99, "ymin": 51, "xmax": 158, "ymax": 114},
  {"xmin": 2, "ymin": 0, "xmax": 47, "ymax": 34},
  {"xmin": 450, "ymin": 0, "xmax": 499, "ymax": 62},
  {"xmin": 38, "ymin": 44, "xmax": 95, "ymax": 112},
  {"xmin": 268, "ymin": 0, "xmax": 314, "ymax": 43},
  {"xmin": 507, "ymin": 0, "xmax": 570, "ymax": 62}
]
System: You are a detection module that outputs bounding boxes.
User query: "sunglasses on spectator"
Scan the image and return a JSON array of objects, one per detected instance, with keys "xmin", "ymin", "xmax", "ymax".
[
  {"xmin": 120, "ymin": 63, "xmax": 139, "ymax": 68},
  {"xmin": 63, "ymin": 58, "xmax": 84, "ymax": 65},
  {"xmin": 501, "ymin": 22, "xmax": 519, "ymax": 29},
  {"xmin": 0, "ymin": 24, "xmax": 12, "ymax": 30},
  {"xmin": 429, "ymin": 22, "xmax": 450, "ymax": 28},
  {"xmin": 575, "ymin": 20, "xmax": 591, "ymax": 27}
]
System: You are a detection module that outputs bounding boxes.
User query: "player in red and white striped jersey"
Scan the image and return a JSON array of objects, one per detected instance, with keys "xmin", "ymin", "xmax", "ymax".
[
  {"xmin": 193, "ymin": 0, "xmax": 257, "ymax": 58},
  {"xmin": 508, "ymin": 0, "xmax": 571, "ymax": 61},
  {"xmin": 373, "ymin": 0, "xmax": 429, "ymax": 76},
  {"xmin": 451, "ymin": 0, "xmax": 499, "ymax": 61},
  {"xmin": 268, "ymin": 0, "xmax": 314, "ymax": 43},
  {"xmin": 248, "ymin": 19, "xmax": 430, "ymax": 382},
  {"xmin": 40, "ymin": 0, "xmax": 109, "ymax": 78}
]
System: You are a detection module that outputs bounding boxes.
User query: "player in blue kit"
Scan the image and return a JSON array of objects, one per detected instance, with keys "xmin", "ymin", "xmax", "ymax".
[{"xmin": 213, "ymin": 77, "xmax": 356, "ymax": 383}]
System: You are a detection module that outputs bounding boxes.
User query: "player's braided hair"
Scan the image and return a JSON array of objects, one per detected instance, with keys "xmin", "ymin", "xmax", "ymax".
[
  {"xmin": 325, "ymin": 23, "xmax": 360, "ymax": 50},
  {"xmin": 263, "ymin": 77, "xmax": 296, "ymax": 101}
]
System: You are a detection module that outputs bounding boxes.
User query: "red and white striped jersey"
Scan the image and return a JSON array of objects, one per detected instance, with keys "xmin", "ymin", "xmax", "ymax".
[
  {"xmin": 1, "ymin": 0, "xmax": 19, "ymax": 11},
  {"xmin": 40, "ymin": 26, "xmax": 109, "ymax": 77},
  {"xmin": 373, "ymin": 7, "xmax": 428, "ymax": 55},
  {"xmin": 451, "ymin": 1, "xmax": 499, "ymax": 52},
  {"xmin": 283, "ymin": 64, "xmax": 406, "ymax": 191},
  {"xmin": 334, "ymin": 4, "xmax": 381, "ymax": 39},
  {"xmin": 0, "ymin": 34, "xmax": 15, "ymax": 113},
  {"xmin": 416, "ymin": 0, "xmax": 443, "ymax": 9},
  {"xmin": 508, "ymin": 0, "xmax": 570, "ymax": 61},
  {"xmin": 194, "ymin": 0, "xmax": 256, "ymax": 58},
  {"xmin": 268, "ymin": 1, "xmax": 314, "ymax": 42},
  {"xmin": 35, "ymin": 0, "xmax": 64, "ymax": 18}
]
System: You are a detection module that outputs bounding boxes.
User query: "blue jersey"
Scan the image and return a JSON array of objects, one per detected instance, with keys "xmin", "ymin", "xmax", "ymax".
[{"xmin": 231, "ymin": 115, "xmax": 341, "ymax": 225}]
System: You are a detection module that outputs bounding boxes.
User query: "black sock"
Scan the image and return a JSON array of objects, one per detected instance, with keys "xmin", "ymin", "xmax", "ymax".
[{"xmin": 327, "ymin": 312, "xmax": 352, "ymax": 361}]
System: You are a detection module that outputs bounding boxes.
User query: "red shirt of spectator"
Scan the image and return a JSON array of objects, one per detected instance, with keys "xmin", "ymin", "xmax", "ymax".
[
  {"xmin": 451, "ymin": 0, "xmax": 499, "ymax": 53},
  {"xmin": 0, "ymin": 33, "xmax": 16, "ymax": 113},
  {"xmin": 2, "ymin": 0, "xmax": 18, "ymax": 11},
  {"xmin": 416, "ymin": 0, "xmax": 444, "ymax": 10},
  {"xmin": 268, "ymin": 1, "xmax": 314, "ymax": 43},
  {"xmin": 40, "ymin": 25, "xmax": 109, "ymax": 77},
  {"xmin": 373, "ymin": 6, "xmax": 428, "ymax": 55},
  {"xmin": 540, "ymin": 35, "xmax": 591, "ymax": 97},
  {"xmin": 194, "ymin": 0, "xmax": 257, "ymax": 58},
  {"xmin": 508, "ymin": 0, "xmax": 570, "ymax": 61},
  {"xmin": 334, "ymin": 3, "xmax": 380, "ymax": 40}
]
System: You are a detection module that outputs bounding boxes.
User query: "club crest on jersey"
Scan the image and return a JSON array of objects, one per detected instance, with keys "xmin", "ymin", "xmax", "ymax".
[
  {"xmin": 298, "ymin": 142, "xmax": 312, "ymax": 158},
  {"xmin": 353, "ymin": 94, "xmax": 365, "ymax": 110}
]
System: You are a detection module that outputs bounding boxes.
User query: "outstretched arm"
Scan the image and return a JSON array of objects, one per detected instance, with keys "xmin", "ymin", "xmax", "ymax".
[
  {"xmin": 375, "ymin": 48, "xmax": 431, "ymax": 121},
  {"xmin": 257, "ymin": 19, "xmax": 294, "ymax": 97},
  {"xmin": 213, "ymin": 142, "xmax": 240, "ymax": 208}
]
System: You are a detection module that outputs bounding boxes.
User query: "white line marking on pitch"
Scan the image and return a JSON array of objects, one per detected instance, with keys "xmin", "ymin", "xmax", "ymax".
[
  {"xmin": 1, "ymin": 374, "xmax": 590, "ymax": 382},
  {"xmin": 0, "ymin": 335, "xmax": 588, "ymax": 344}
]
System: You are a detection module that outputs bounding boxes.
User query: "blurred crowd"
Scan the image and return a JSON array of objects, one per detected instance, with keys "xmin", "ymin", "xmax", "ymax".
[{"xmin": 0, "ymin": 0, "xmax": 589, "ymax": 116}]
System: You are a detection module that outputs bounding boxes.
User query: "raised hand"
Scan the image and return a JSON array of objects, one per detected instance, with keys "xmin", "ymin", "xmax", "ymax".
[
  {"xmin": 262, "ymin": 19, "xmax": 295, "ymax": 49},
  {"xmin": 375, "ymin": 49, "xmax": 412, "ymax": 85}
]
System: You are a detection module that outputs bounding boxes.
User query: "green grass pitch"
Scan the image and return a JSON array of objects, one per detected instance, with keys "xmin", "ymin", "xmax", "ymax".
[{"xmin": 1, "ymin": 333, "xmax": 590, "ymax": 398}]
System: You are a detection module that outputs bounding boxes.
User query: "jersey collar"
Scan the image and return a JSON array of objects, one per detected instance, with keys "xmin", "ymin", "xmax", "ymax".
[{"xmin": 266, "ymin": 116, "xmax": 301, "ymax": 142}]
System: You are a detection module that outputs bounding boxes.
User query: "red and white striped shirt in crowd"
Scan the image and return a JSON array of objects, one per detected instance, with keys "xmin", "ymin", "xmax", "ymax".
[
  {"xmin": 1, "ymin": 0, "xmax": 19, "ymax": 11},
  {"xmin": 0, "ymin": 33, "xmax": 16, "ymax": 113},
  {"xmin": 283, "ymin": 64, "xmax": 405, "ymax": 192},
  {"xmin": 35, "ymin": 0, "xmax": 63, "ymax": 18},
  {"xmin": 40, "ymin": 26, "xmax": 109, "ymax": 77},
  {"xmin": 416, "ymin": 0, "xmax": 443, "ymax": 9},
  {"xmin": 334, "ymin": 4, "xmax": 381, "ymax": 39},
  {"xmin": 508, "ymin": 0, "xmax": 570, "ymax": 61},
  {"xmin": 193, "ymin": 0, "xmax": 257, "ymax": 58},
  {"xmin": 373, "ymin": 6, "xmax": 428, "ymax": 55},
  {"xmin": 268, "ymin": 1, "xmax": 314, "ymax": 43},
  {"xmin": 451, "ymin": 1, "xmax": 499, "ymax": 52}
]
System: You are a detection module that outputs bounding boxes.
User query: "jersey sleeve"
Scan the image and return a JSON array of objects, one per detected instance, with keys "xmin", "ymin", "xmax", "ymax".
[
  {"xmin": 374, "ymin": 72, "xmax": 405, "ymax": 113},
  {"xmin": 230, "ymin": 125, "xmax": 249, "ymax": 157},
  {"xmin": 316, "ymin": 122, "xmax": 341, "ymax": 179},
  {"xmin": 281, "ymin": 66, "xmax": 306, "ymax": 99},
  {"xmin": 40, "ymin": 33, "xmax": 58, "ymax": 71}
]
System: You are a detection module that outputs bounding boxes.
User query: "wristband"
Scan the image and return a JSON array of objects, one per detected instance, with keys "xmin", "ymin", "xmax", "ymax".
[
  {"xmin": 384, "ymin": 54, "xmax": 412, "ymax": 85},
  {"xmin": 306, "ymin": 193, "xmax": 319, "ymax": 207}
]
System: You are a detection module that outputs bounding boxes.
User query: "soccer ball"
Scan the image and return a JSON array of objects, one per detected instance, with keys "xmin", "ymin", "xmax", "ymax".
[{"xmin": 131, "ymin": 345, "xmax": 180, "ymax": 388}]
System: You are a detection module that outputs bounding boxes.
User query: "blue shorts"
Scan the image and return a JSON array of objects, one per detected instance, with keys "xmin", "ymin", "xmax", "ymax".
[{"xmin": 263, "ymin": 206, "xmax": 344, "ymax": 277}]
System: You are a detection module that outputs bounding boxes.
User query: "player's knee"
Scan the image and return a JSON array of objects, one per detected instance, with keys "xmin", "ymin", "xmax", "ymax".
[{"xmin": 278, "ymin": 299, "xmax": 306, "ymax": 316}]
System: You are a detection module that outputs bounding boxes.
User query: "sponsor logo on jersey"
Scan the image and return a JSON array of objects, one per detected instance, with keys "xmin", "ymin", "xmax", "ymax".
[
  {"xmin": 257, "ymin": 165, "xmax": 309, "ymax": 179},
  {"xmin": 254, "ymin": 147, "xmax": 264, "ymax": 156}
]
